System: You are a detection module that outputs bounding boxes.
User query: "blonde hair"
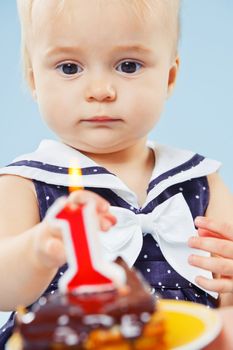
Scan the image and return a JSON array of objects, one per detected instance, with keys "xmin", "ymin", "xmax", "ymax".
[{"xmin": 17, "ymin": 0, "xmax": 181, "ymax": 83}]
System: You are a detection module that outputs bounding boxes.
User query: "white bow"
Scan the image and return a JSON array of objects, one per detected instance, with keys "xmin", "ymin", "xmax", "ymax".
[{"xmin": 99, "ymin": 193, "xmax": 218, "ymax": 299}]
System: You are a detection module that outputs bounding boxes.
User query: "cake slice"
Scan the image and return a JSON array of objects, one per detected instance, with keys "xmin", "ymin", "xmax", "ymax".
[{"xmin": 7, "ymin": 258, "xmax": 167, "ymax": 350}]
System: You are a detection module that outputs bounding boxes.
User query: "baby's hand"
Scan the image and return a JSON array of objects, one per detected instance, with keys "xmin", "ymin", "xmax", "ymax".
[
  {"xmin": 32, "ymin": 190, "xmax": 116, "ymax": 270},
  {"xmin": 188, "ymin": 216, "xmax": 233, "ymax": 295},
  {"xmin": 67, "ymin": 190, "xmax": 116, "ymax": 231}
]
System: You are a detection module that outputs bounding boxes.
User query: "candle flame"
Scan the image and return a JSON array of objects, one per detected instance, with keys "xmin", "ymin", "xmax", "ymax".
[{"xmin": 68, "ymin": 164, "xmax": 83, "ymax": 192}]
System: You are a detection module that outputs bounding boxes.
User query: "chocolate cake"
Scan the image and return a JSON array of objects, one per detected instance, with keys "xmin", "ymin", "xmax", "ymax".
[{"xmin": 7, "ymin": 259, "xmax": 167, "ymax": 349}]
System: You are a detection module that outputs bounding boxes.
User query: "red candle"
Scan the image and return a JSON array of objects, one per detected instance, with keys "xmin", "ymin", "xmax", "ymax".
[{"xmin": 46, "ymin": 166, "xmax": 126, "ymax": 294}]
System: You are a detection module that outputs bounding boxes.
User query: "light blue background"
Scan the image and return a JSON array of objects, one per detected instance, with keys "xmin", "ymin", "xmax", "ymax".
[{"xmin": 0, "ymin": 0, "xmax": 233, "ymax": 325}]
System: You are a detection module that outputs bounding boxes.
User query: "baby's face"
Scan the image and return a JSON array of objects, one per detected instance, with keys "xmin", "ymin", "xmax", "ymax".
[{"xmin": 29, "ymin": 0, "xmax": 178, "ymax": 154}]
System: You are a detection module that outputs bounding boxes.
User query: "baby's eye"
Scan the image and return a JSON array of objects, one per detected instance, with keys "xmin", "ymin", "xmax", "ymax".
[
  {"xmin": 116, "ymin": 61, "xmax": 143, "ymax": 74},
  {"xmin": 56, "ymin": 63, "xmax": 83, "ymax": 75}
]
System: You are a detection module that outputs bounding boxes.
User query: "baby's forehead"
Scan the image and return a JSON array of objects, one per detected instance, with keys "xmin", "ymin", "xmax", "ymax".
[
  {"xmin": 30, "ymin": 0, "xmax": 179, "ymax": 39},
  {"xmin": 31, "ymin": 0, "xmax": 178, "ymax": 24},
  {"xmin": 21, "ymin": 0, "xmax": 180, "ymax": 60}
]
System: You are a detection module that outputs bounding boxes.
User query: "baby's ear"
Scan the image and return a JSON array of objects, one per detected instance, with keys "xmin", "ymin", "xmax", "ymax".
[
  {"xmin": 167, "ymin": 55, "xmax": 180, "ymax": 98},
  {"xmin": 27, "ymin": 68, "xmax": 37, "ymax": 101}
]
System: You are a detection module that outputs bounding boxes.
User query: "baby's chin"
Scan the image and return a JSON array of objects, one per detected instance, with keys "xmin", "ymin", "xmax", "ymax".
[{"xmin": 62, "ymin": 137, "xmax": 138, "ymax": 155}]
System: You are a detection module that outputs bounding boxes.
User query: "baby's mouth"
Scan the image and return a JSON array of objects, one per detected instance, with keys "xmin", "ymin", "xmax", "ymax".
[{"xmin": 82, "ymin": 116, "xmax": 122, "ymax": 123}]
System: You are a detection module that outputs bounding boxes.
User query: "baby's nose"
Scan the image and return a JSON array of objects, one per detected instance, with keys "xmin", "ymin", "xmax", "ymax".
[{"xmin": 85, "ymin": 81, "xmax": 116, "ymax": 102}]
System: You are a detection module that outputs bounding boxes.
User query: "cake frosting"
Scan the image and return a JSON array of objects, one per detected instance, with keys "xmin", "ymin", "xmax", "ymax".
[{"xmin": 8, "ymin": 259, "xmax": 166, "ymax": 349}]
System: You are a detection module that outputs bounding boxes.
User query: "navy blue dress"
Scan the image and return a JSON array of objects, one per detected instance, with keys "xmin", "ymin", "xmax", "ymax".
[{"xmin": 0, "ymin": 139, "xmax": 221, "ymax": 348}]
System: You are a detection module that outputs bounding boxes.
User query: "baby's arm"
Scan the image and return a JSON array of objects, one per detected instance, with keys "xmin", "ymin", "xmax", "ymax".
[
  {"xmin": 0, "ymin": 175, "xmax": 116, "ymax": 311},
  {"xmin": 188, "ymin": 172, "xmax": 233, "ymax": 306}
]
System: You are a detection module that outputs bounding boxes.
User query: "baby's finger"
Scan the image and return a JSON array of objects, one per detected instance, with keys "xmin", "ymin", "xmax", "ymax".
[
  {"xmin": 189, "ymin": 254, "xmax": 233, "ymax": 276},
  {"xmin": 68, "ymin": 190, "xmax": 109, "ymax": 212},
  {"xmin": 195, "ymin": 275, "xmax": 233, "ymax": 294},
  {"xmin": 68, "ymin": 191, "xmax": 117, "ymax": 230},
  {"xmin": 188, "ymin": 236, "xmax": 233, "ymax": 259},
  {"xmin": 100, "ymin": 213, "xmax": 117, "ymax": 231},
  {"xmin": 33, "ymin": 222, "xmax": 66, "ymax": 269},
  {"xmin": 195, "ymin": 217, "xmax": 233, "ymax": 240},
  {"xmin": 198, "ymin": 228, "xmax": 223, "ymax": 239},
  {"xmin": 44, "ymin": 239, "xmax": 66, "ymax": 267}
]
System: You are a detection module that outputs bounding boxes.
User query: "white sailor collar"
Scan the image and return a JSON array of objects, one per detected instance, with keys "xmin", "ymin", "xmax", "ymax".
[{"xmin": 0, "ymin": 138, "xmax": 221, "ymax": 208}]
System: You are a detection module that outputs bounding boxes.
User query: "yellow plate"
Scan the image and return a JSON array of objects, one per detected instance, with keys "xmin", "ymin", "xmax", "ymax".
[{"xmin": 158, "ymin": 300, "xmax": 222, "ymax": 350}]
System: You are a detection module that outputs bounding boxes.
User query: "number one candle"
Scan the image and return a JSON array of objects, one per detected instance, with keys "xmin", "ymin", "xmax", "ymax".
[{"xmin": 46, "ymin": 164, "xmax": 126, "ymax": 294}]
